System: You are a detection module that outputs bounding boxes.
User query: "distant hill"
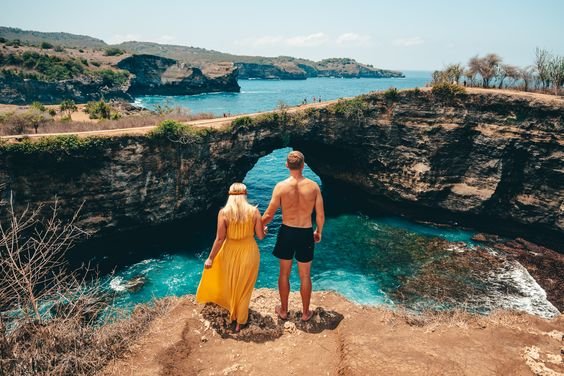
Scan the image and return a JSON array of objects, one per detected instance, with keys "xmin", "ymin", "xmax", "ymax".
[
  {"xmin": 0, "ymin": 27, "xmax": 403, "ymax": 80},
  {"xmin": 0, "ymin": 26, "xmax": 107, "ymax": 48}
]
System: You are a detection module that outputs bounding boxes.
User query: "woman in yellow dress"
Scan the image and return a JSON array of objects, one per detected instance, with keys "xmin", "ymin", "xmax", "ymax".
[{"xmin": 196, "ymin": 182, "xmax": 265, "ymax": 332}]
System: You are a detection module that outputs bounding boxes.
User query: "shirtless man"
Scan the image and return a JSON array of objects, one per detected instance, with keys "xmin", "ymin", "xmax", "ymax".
[{"xmin": 262, "ymin": 151, "xmax": 325, "ymax": 322}]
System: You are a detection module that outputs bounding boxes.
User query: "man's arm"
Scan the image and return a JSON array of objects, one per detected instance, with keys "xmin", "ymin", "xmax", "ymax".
[
  {"xmin": 262, "ymin": 183, "xmax": 281, "ymax": 226},
  {"xmin": 313, "ymin": 185, "xmax": 325, "ymax": 243}
]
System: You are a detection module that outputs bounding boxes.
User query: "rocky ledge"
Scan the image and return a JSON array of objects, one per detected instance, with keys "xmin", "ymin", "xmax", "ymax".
[{"xmin": 101, "ymin": 289, "xmax": 563, "ymax": 376}]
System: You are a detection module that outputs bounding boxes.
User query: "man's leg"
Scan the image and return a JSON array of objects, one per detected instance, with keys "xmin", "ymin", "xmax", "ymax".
[
  {"xmin": 297, "ymin": 261, "xmax": 312, "ymax": 321},
  {"xmin": 277, "ymin": 259, "xmax": 293, "ymax": 318}
]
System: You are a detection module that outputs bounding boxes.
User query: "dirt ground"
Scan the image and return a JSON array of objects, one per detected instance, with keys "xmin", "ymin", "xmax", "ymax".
[{"xmin": 100, "ymin": 289, "xmax": 563, "ymax": 376}]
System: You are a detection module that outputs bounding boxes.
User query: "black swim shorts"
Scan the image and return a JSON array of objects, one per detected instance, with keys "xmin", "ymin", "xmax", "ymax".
[{"xmin": 273, "ymin": 224, "xmax": 314, "ymax": 263}]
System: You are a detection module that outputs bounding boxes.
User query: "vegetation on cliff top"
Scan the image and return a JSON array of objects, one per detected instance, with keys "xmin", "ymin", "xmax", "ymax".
[{"xmin": 432, "ymin": 48, "xmax": 564, "ymax": 95}]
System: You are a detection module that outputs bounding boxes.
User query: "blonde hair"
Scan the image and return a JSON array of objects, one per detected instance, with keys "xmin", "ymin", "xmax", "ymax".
[
  {"xmin": 222, "ymin": 183, "xmax": 256, "ymax": 223},
  {"xmin": 287, "ymin": 150, "xmax": 304, "ymax": 170}
]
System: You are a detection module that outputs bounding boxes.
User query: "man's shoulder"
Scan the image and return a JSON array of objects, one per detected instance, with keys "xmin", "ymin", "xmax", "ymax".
[{"xmin": 303, "ymin": 178, "xmax": 320, "ymax": 189}]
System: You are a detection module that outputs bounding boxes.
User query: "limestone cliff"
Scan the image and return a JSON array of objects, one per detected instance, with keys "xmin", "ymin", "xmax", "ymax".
[
  {"xmin": 117, "ymin": 55, "xmax": 240, "ymax": 96},
  {"xmin": 0, "ymin": 73, "xmax": 132, "ymax": 104},
  {"xmin": 0, "ymin": 89, "xmax": 562, "ymax": 249}
]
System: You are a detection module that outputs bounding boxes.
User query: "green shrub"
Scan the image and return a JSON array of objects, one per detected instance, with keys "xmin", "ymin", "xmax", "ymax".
[
  {"xmin": 0, "ymin": 135, "xmax": 108, "ymax": 158},
  {"xmin": 40, "ymin": 42, "xmax": 53, "ymax": 49},
  {"xmin": 431, "ymin": 82, "xmax": 466, "ymax": 100},
  {"xmin": 91, "ymin": 61, "xmax": 101, "ymax": 67},
  {"xmin": 104, "ymin": 48, "xmax": 124, "ymax": 56},
  {"xmin": 0, "ymin": 37, "xmax": 6, "ymax": 44},
  {"xmin": 54, "ymin": 45, "xmax": 64, "ymax": 52},
  {"xmin": 48, "ymin": 108, "xmax": 57, "ymax": 117},
  {"xmin": 30, "ymin": 101, "xmax": 47, "ymax": 112},
  {"xmin": 84, "ymin": 100, "xmax": 113, "ymax": 119},
  {"xmin": 383, "ymin": 87, "xmax": 399, "ymax": 102},
  {"xmin": 151, "ymin": 119, "xmax": 187, "ymax": 139},
  {"xmin": 60, "ymin": 99, "xmax": 77, "ymax": 117},
  {"xmin": 93, "ymin": 69, "xmax": 129, "ymax": 86},
  {"xmin": 231, "ymin": 116, "xmax": 255, "ymax": 129},
  {"xmin": 332, "ymin": 98, "xmax": 368, "ymax": 117}
]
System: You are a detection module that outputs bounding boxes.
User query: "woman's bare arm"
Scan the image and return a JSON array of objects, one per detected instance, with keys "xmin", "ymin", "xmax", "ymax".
[
  {"xmin": 205, "ymin": 209, "xmax": 227, "ymax": 268},
  {"xmin": 254, "ymin": 207, "xmax": 266, "ymax": 240}
]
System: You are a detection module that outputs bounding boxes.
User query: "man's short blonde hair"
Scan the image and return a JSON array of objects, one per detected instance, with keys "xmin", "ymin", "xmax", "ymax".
[{"xmin": 287, "ymin": 150, "xmax": 305, "ymax": 170}]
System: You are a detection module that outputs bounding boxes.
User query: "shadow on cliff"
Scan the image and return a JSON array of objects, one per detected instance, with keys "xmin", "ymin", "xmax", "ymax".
[{"xmin": 201, "ymin": 304, "xmax": 344, "ymax": 343}]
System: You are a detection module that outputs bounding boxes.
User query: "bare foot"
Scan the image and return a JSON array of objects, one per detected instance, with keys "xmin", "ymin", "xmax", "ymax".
[
  {"xmin": 235, "ymin": 323, "xmax": 241, "ymax": 332},
  {"xmin": 301, "ymin": 310, "xmax": 313, "ymax": 322},
  {"xmin": 275, "ymin": 305, "xmax": 288, "ymax": 320}
]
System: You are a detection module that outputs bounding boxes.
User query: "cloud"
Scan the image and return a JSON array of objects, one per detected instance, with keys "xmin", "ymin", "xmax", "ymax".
[
  {"xmin": 393, "ymin": 36, "xmax": 425, "ymax": 47},
  {"xmin": 235, "ymin": 32, "xmax": 329, "ymax": 48},
  {"xmin": 336, "ymin": 32, "xmax": 372, "ymax": 46},
  {"xmin": 107, "ymin": 33, "xmax": 142, "ymax": 44},
  {"xmin": 286, "ymin": 32, "xmax": 329, "ymax": 47}
]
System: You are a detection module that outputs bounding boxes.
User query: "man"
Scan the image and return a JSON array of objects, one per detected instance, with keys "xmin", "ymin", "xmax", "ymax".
[{"xmin": 262, "ymin": 150, "xmax": 325, "ymax": 322}]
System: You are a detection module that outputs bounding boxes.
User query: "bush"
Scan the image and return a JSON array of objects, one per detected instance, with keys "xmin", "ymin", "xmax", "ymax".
[
  {"xmin": 104, "ymin": 47, "xmax": 124, "ymax": 56},
  {"xmin": 48, "ymin": 108, "xmax": 57, "ymax": 117},
  {"xmin": 30, "ymin": 101, "xmax": 47, "ymax": 112},
  {"xmin": 60, "ymin": 99, "xmax": 77, "ymax": 118},
  {"xmin": 54, "ymin": 45, "xmax": 65, "ymax": 52},
  {"xmin": 40, "ymin": 41, "xmax": 53, "ymax": 49},
  {"xmin": 431, "ymin": 82, "xmax": 466, "ymax": 101},
  {"xmin": 84, "ymin": 100, "xmax": 113, "ymax": 119},
  {"xmin": 383, "ymin": 87, "xmax": 399, "ymax": 102},
  {"xmin": 93, "ymin": 69, "xmax": 129, "ymax": 86},
  {"xmin": 231, "ymin": 116, "xmax": 255, "ymax": 129},
  {"xmin": 151, "ymin": 119, "xmax": 187, "ymax": 139}
]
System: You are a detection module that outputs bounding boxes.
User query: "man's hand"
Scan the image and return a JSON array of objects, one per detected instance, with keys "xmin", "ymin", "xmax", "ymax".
[
  {"xmin": 264, "ymin": 226, "xmax": 269, "ymax": 235},
  {"xmin": 313, "ymin": 229, "xmax": 322, "ymax": 243},
  {"xmin": 204, "ymin": 257, "xmax": 213, "ymax": 269}
]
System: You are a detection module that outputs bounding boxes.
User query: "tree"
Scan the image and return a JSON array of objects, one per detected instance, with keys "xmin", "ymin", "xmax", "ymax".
[
  {"xmin": 547, "ymin": 54, "xmax": 564, "ymax": 95},
  {"xmin": 60, "ymin": 99, "xmax": 77, "ymax": 118},
  {"xmin": 519, "ymin": 66, "xmax": 535, "ymax": 92},
  {"xmin": 445, "ymin": 63, "xmax": 464, "ymax": 84},
  {"xmin": 535, "ymin": 48, "xmax": 550, "ymax": 89},
  {"xmin": 26, "ymin": 108, "xmax": 51, "ymax": 134},
  {"xmin": 497, "ymin": 64, "xmax": 520, "ymax": 89},
  {"xmin": 468, "ymin": 54, "xmax": 502, "ymax": 88}
]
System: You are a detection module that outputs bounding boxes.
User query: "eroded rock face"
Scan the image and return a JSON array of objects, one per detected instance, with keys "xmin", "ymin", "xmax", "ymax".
[
  {"xmin": 0, "ymin": 74, "xmax": 132, "ymax": 104},
  {"xmin": 118, "ymin": 54, "xmax": 240, "ymax": 95},
  {"xmin": 0, "ymin": 90, "xmax": 562, "ymax": 249}
]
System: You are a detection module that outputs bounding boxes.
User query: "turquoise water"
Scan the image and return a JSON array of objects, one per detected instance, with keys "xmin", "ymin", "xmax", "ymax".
[
  {"xmin": 133, "ymin": 72, "xmax": 431, "ymax": 116},
  {"xmin": 107, "ymin": 148, "xmax": 475, "ymax": 307},
  {"xmin": 93, "ymin": 75, "xmax": 559, "ymax": 317}
]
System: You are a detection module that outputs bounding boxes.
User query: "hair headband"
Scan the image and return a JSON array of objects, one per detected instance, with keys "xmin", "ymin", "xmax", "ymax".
[{"xmin": 228, "ymin": 191, "xmax": 247, "ymax": 195}]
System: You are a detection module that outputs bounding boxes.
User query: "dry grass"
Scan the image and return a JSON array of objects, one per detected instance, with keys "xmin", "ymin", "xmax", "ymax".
[
  {"xmin": 1, "ymin": 299, "xmax": 172, "ymax": 376},
  {"xmin": 0, "ymin": 107, "xmax": 215, "ymax": 136}
]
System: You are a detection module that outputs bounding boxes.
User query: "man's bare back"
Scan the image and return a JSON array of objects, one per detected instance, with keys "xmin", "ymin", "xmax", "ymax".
[{"xmin": 276, "ymin": 176, "xmax": 320, "ymax": 228}]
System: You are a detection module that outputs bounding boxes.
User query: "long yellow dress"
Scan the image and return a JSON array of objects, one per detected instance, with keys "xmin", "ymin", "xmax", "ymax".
[{"xmin": 195, "ymin": 216, "xmax": 260, "ymax": 325}]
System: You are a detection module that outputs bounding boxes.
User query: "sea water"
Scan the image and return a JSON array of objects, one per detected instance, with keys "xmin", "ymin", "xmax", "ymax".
[
  {"xmin": 100, "ymin": 149, "xmax": 558, "ymax": 318},
  {"xmin": 82, "ymin": 73, "xmax": 558, "ymax": 317},
  {"xmin": 133, "ymin": 72, "xmax": 432, "ymax": 116}
]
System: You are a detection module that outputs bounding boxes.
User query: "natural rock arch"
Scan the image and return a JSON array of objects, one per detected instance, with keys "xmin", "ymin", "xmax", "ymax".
[{"xmin": 0, "ymin": 89, "xmax": 562, "ymax": 248}]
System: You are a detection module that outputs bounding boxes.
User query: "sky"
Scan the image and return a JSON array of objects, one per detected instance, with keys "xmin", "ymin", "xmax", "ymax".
[{"xmin": 1, "ymin": 0, "xmax": 563, "ymax": 71}]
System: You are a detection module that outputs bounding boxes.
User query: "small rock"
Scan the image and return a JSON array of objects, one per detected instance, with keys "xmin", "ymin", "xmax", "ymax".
[{"xmin": 284, "ymin": 321, "xmax": 297, "ymax": 333}]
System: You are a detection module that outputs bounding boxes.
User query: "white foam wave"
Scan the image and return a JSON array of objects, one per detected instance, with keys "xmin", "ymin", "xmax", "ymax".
[{"xmin": 486, "ymin": 260, "xmax": 560, "ymax": 318}]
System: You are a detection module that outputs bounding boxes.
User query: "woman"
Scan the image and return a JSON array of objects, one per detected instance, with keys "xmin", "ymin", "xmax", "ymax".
[{"xmin": 196, "ymin": 182, "xmax": 265, "ymax": 332}]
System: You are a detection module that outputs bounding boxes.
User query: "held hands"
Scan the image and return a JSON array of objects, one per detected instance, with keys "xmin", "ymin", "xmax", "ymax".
[
  {"xmin": 264, "ymin": 226, "xmax": 269, "ymax": 235},
  {"xmin": 204, "ymin": 257, "xmax": 213, "ymax": 269},
  {"xmin": 313, "ymin": 229, "xmax": 322, "ymax": 243}
]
